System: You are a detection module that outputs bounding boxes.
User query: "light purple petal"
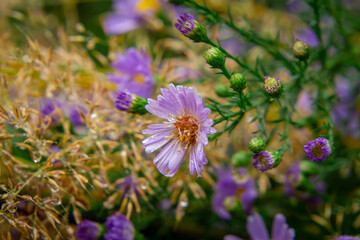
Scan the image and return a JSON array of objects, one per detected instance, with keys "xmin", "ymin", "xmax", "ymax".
[
  {"xmin": 153, "ymin": 140, "xmax": 188, "ymax": 177},
  {"xmin": 141, "ymin": 123, "xmax": 174, "ymax": 134},
  {"xmin": 142, "ymin": 131, "xmax": 173, "ymax": 153},
  {"xmin": 224, "ymin": 235, "xmax": 244, "ymax": 240},
  {"xmin": 104, "ymin": 15, "xmax": 140, "ymax": 35},
  {"xmin": 272, "ymin": 214, "xmax": 287, "ymax": 240},
  {"xmin": 247, "ymin": 213, "xmax": 269, "ymax": 240},
  {"xmin": 145, "ymin": 98, "xmax": 177, "ymax": 119}
]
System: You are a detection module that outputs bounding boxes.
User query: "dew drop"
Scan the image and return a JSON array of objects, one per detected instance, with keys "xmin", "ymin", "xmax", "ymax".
[
  {"xmin": 179, "ymin": 201, "xmax": 188, "ymax": 208},
  {"xmin": 90, "ymin": 113, "xmax": 97, "ymax": 119}
]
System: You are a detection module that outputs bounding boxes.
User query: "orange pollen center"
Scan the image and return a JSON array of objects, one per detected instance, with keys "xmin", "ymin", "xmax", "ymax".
[
  {"xmin": 311, "ymin": 143, "xmax": 323, "ymax": 158},
  {"xmin": 133, "ymin": 73, "xmax": 145, "ymax": 84},
  {"xmin": 173, "ymin": 114, "xmax": 200, "ymax": 147}
]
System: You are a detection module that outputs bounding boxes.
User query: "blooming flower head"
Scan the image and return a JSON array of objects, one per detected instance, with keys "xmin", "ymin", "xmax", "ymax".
[
  {"xmin": 252, "ymin": 150, "xmax": 280, "ymax": 172},
  {"xmin": 108, "ymin": 48, "xmax": 154, "ymax": 98},
  {"xmin": 304, "ymin": 137, "xmax": 331, "ymax": 162},
  {"xmin": 263, "ymin": 75, "xmax": 283, "ymax": 98},
  {"xmin": 212, "ymin": 168, "xmax": 257, "ymax": 218},
  {"xmin": 76, "ymin": 220, "xmax": 101, "ymax": 240},
  {"xmin": 142, "ymin": 83, "xmax": 216, "ymax": 177},
  {"xmin": 175, "ymin": 13, "xmax": 196, "ymax": 35},
  {"xmin": 104, "ymin": 0, "xmax": 160, "ymax": 35},
  {"xmin": 104, "ymin": 213, "xmax": 134, "ymax": 240},
  {"xmin": 246, "ymin": 213, "xmax": 295, "ymax": 240}
]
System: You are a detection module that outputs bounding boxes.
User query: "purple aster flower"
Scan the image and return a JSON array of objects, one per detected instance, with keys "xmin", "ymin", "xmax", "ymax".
[
  {"xmin": 108, "ymin": 48, "xmax": 154, "ymax": 98},
  {"xmin": 142, "ymin": 83, "xmax": 216, "ymax": 177},
  {"xmin": 67, "ymin": 105, "xmax": 87, "ymax": 127},
  {"xmin": 304, "ymin": 137, "xmax": 331, "ymax": 162},
  {"xmin": 104, "ymin": 0, "xmax": 159, "ymax": 35},
  {"xmin": 104, "ymin": 213, "xmax": 134, "ymax": 240},
  {"xmin": 212, "ymin": 168, "xmax": 257, "ymax": 218},
  {"xmin": 333, "ymin": 236, "xmax": 359, "ymax": 240},
  {"xmin": 39, "ymin": 98, "xmax": 62, "ymax": 124},
  {"xmin": 246, "ymin": 213, "xmax": 295, "ymax": 240},
  {"xmin": 76, "ymin": 220, "xmax": 101, "ymax": 240},
  {"xmin": 252, "ymin": 151, "xmax": 276, "ymax": 172},
  {"xmin": 175, "ymin": 13, "xmax": 196, "ymax": 35},
  {"xmin": 118, "ymin": 176, "xmax": 140, "ymax": 198},
  {"xmin": 295, "ymin": 27, "xmax": 319, "ymax": 47}
]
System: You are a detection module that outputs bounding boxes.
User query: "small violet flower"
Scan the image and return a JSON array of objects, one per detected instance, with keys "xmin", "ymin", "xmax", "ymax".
[
  {"xmin": 175, "ymin": 13, "xmax": 196, "ymax": 35},
  {"xmin": 104, "ymin": 213, "xmax": 134, "ymax": 240},
  {"xmin": 142, "ymin": 83, "xmax": 216, "ymax": 177},
  {"xmin": 304, "ymin": 137, "xmax": 331, "ymax": 162},
  {"xmin": 104, "ymin": 0, "xmax": 159, "ymax": 35},
  {"xmin": 67, "ymin": 105, "xmax": 87, "ymax": 127},
  {"xmin": 252, "ymin": 150, "xmax": 280, "ymax": 172},
  {"xmin": 212, "ymin": 168, "xmax": 257, "ymax": 218},
  {"xmin": 108, "ymin": 48, "xmax": 154, "ymax": 98},
  {"xmin": 76, "ymin": 220, "xmax": 101, "ymax": 240}
]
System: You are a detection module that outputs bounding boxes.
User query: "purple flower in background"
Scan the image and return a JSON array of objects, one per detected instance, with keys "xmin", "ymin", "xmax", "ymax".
[
  {"xmin": 117, "ymin": 176, "xmax": 140, "ymax": 198},
  {"xmin": 333, "ymin": 236, "xmax": 360, "ymax": 240},
  {"xmin": 142, "ymin": 83, "xmax": 216, "ymax": 177},
  {"xmin": 175, "ymin": 13, "xmax": 196, "ymax": 35},
  {"xmin": 247, "ymin": 213, "xmax": 295, "ymax": 240},
  {"xmin": 76, "ymin": 220, "xmax": 101, "ymax": 240},
  {"xmin": 284, "ymin": 162, "xmax": 301, "ymax": 196},
  {"xmin": 104, "ymin": 0, "xmax": 159, "ymax": 35},
  {"xmin": 304, "ymin": 137, "xmax": 331, "ymax": 162},
  {"xmin": 39, "ymin": 98, "xmax": 62, "ymax": 124},
  {"xmin": 104, "ymin": 214, "xmax": 134, "ymax": 240},
  {"xmin": 67, "ymin": 105, "xmax": 87, "ymax": 127},
  {"xmin": 212, "ymin": 168, "xmax": 257, "ymax": 219},
  {"xmin": 295, "ymin": 27, "xmax": 319, "ymax": 47},
  {"xmin": 252, "ymin": 151, "xmax": 275, "ymax": 172},
  {"xmin": 108, "ymin": 48, "xmax": 154, "ymax": 98}
]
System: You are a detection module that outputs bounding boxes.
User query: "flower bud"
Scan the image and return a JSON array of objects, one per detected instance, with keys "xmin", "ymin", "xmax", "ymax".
[
  {"xmin": 299, "ymin": 161, "xmax": 320, "ymax": 175},
  {"xmin": 175, "ymin": 13, "xmax": 209, "ymax": 43},
  {"xmin": 248, "ymin": 136, "xmax": 265, "ymax": 153},
  {"xmin": 231, "ymin": 151, "xmax": 252, "ymax": 167},
  {"xmin": 263, "ymin": 75, "xmax": 283, "ymax": 98},
  {"xmin": 115, "ymin": 91, "xmax": 148, "ymax": 115},
  {"xmin": 292, "ymin": 40, "xmax": 310, "ymax": 61},
  {"xmin": 215, "ymin": 84, "xmax": 233, "ymax": 98},
  {"xmin": 204, "ymin": 47, "xmax": 226, "ymax": 69},
  {"xmin": 230, "ymin": 73, "xmax": 247, "ymax": 92},
  {"xmin": 252, "ymin": 150, "xmax": 282, "ymax": 172}
]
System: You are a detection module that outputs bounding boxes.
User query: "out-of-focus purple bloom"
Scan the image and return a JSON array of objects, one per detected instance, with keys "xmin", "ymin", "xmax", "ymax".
[
  {"xmin": 115, "ymin": 91, "xmax": 133, "ymax": 111},
  {"xmin": 67, "ymin": 105, "xmax": 87, "ymax": 127},
  {"xmin": 212, "ymin": 168, "xmax": 257, "ymax": 219},
  {"xmin": 333, "ymin": 236, "xmax": 360, "ymax": 240},
  {"xmin": 104, "ymin": 213, "xmax": 134, "ymax": 240},
  {"xmin": 284, "ymin": 162, "xmax": 301, "ymax": 196},
  {"xmin": 223, "ymin": 235, "xmax": 244, "ymax": 240},
  {"xmin": 76, "ymin": 220, "xmax": 101, "ymax": 240},
  {"xmin": 304, "ymin": 137, "xmax": 331, "ymax": 162},
  {"xmin": 286, "ymin": 0, "xmax": 310, "ymax": 13},
  {"xmin": 246, "ymin": 213, "xmax": 295, "ymax": 240},
  {"xmin": 252, "ymin": 151, "xmax": 275, "ymax": 172},
  {"xmin": 118, "ymin": 176, "xmax": 140, "ymax": 198},
  {"xmin": 104, "ymin": 0, "xmax": 159, "ymax": 35},
  {"xmin": 296, "ymin": 27, "xmax": 319, "ymax": 47},
  {"xmin": 39, "ymin": 98, "xmax": 62, "ymax": 124},
  {"xmin": 175, "ymin": 13, "xmax": 196, "ymax": 35},
  {"xmin": 219, "ymin": 28, "xmax": 242, "ymax": 56},
  {"xmin": 142, "ymin": 83, "xmax": 216, "ymax": 177},
  {"xmin": 108, "ymin": 48, "xmax": 154, "ymax": 98},
  {"xmin": 295, "ymin": 91, "xmax": 313, "ymax": 115}
]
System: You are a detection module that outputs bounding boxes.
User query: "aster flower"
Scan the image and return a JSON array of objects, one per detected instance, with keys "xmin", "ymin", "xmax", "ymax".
[
  {"xmin": 175, "ymin": 13, "xmax": 209, "ymax": 43},
  {"xmin": 104, "ymin": 213, "xmax": 134, "ymax": 240},
  {"xmin": 108, "ymin": 48, "xmax": 154, "ymax": 98},
  {"xmin": 263, "ymin": 75, "xmax": 283, "ymax": 98},
  {"xmin": 333, "ymin": 236, "xmax": 359, "ymax": 240},
  {"xmin": 67, "ymin": 104, "xmax": 87, "ymax": 127},
  {"xmin": 76, "ymin": 220, "xmax": 101, "ymax": 240},
  {"xmin": 39, "ymin": 98, "xmax": 62, "ymax": 124},
  {"xmin": 304, "ymin": 137, "xmax": 331, "ymax": 162},
  {"xmin": 283, "ymin": 162, "xmax": 301, "ymax": 196},
  {"xmin": 252, "ymin": 150, "xmax": 281, "ymax": 172},
  {"xmin": 212, "ymin": 168, "xmax": 257, "ymax": 218},
  {"xmin": 246, "ymin": 213, "xmax": 295, "ymax": 240},
  {"xmin": 117, "ymin": 176, "xmax": 140, "ymax": 198},
  {"xmin": 104, "ymin": 0, "xmax": 159, "ymax": 35},
  {"xmin": 142, "ymin": 83, "xmax": 216, "ymax": 177},
  {"xmin": 114, "ymin": 91, "xmax": 147, "ymax": 114}
]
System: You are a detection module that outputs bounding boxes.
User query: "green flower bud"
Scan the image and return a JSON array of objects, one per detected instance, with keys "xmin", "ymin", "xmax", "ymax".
[
  {"xmin": 292, "ymin": 40, "xmax": 310, "ymax": 61},
  {"xmin": 204, "ymin": 47, "xmax": 226, "ymax": 69},
  {"xmin": 299, "ymin": 161, "xmax": 320, "ymax": 175},
  {"xmin": 230, "ymin": 73, "xmax": 247, "ymax": 92},
  {"xmin": 215, "ymin": 84, "xmax": 233, "ymax": 98},
  {"xmin": 269, "ymin": 150, "xmax": 282, "ymax": 168},
  {"xmin": 231, "ymin": 151, "xmax": 252, "ymax": 167},
  {"xmin": 115, "ymin": 91, "xmax": 148, "ymax": 115},
  {"xmin": 248, "ymin": 136, "xmax": 266, "ymax": 153}
]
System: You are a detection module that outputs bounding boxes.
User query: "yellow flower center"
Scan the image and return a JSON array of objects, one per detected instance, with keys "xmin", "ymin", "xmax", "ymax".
[
  {"xmin": 311, "ymin": 143, "xmax": 323, "ymax": 158},
  {"xmin": 136, "ymin": 0, "xmax": 159, "ymax": 13},
  {"xmin": 173, "ymin": 114, "xmax": 200, "ymax": 147},
  {"xmin": 133, "ymin": 73, "xmax": 145, "ymax": 84}
]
